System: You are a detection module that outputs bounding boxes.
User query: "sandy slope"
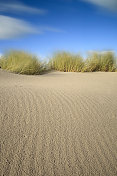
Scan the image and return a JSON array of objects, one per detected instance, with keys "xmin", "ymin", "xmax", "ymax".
[{"xmin": 0, "ymin": 69, "xmax": 117, "ymax": 176}]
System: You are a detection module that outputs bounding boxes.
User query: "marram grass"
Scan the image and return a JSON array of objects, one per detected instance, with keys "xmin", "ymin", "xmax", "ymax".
[
  {"xmin": 83, "ymin": 52, "xmax": 116, "ymax": 72},
  {"xmin": 49, "ymin": 52, "xmax": 84, "ymax": 72},
  {"xmin": 0, "ymin": 51, "xmax": 45, "ymax": 75},
  {"xmin": 50, "ymin": 51, "xmax": 117, "ymax": 72},
  {"xmin": 0, "ymin": 50, "xmax": 117, "ymax": 74},
  {"xmin": 100, "ymin": 52, "xmax": 116, "ymax": 72}
]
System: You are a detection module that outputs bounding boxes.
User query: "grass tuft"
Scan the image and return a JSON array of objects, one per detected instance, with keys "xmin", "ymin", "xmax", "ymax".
[
  {"xmin": 49, "ymin": 52, "xmax": 84, "ymax": 72},
  {"xmin": 0, "ymin": 50, "xmax": 45, "ymax": 75},
  {"xmin": 0, "ymin": 50, "xmax": 117, "ymax": 74},
  {"xmin": 50, "ymin": 51, "xmax": 117, "ymax": 72},
  {"xmin": 100, "ymin": 52, "xmax": 116, "ymax": 72}
]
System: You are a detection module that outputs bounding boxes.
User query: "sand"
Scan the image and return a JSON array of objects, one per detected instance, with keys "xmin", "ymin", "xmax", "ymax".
[{"xmin": 0, "ymin": 69, "xmax": 117, "ymax": 176}]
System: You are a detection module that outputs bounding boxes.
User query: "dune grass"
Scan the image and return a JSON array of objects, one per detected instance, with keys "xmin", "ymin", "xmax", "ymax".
[
  {"xmin": 50, "ymin": 51, "xmax": 117, "ymax": 72},
  {"xmin": 0, "ymin": 50, "xmax": 117, "ymax": 74},
  {"xmin": 82, "ymin": 52, "xmax": 116, "ymax": 72},
  {"xmin": 100, "ymin": 52, "xmax": 116, "ymax": 72},
  {"xmin": 0, "ymin": 51, "xmax": 46, "ymax": 75},
  {"xmin": 82, "ymin": 52, "xmax": 101, "ymax": 72},
  {"xmin": 49, "ymin": 52, "xmax": 84, "ymax": 72}
]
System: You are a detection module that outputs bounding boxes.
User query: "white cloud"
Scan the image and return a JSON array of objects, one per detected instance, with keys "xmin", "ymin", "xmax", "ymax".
[
  {"xmin": 0, "ymin": 1, "xmax": 64, "ymax": 39},
  {"xmin": 0, "ymin": 2, "xmax": 47, "ymax": 15},
  {"xmin": 82, "ymin": 0, "xmax": 117, "ymax": 11},
  {"xmin": 0, "ymin": 15, "xmax": 64, "ymax": 39},
  {"xmin": 0, "ymin": 15, "xmax": 40, "ymax": 39}
]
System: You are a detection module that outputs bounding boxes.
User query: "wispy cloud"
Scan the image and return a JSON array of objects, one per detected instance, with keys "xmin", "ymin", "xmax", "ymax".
[
  {"xmin": 0, "ymin": 2, "xmax": 47, "ymax": 15},
  {"xmin": 0, "ymin": 15, "xmax": 40, "ymax": 39},
  {"xmin": 82, "ymin": 0, "xmax": 117, "ymax": 12},
  {"xmin": 0, "ymin": 1, "xmax": 64, "ymax": 39},
  {"xmin": 0, "ymin": 15, "xmax": 64, "ymax": 39}
]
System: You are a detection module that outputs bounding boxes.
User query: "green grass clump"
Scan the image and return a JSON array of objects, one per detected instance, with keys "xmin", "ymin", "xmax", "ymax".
[
  {"xmin": 0, "ymin": 51, "xmax": 44, "ymax": 75},
  {"xmin": 49, "ymin": 52, "xmax": 84, "ymax": 72}
]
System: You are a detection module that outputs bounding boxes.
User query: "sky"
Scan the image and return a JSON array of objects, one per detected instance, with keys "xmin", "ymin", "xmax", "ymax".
[{"xmin": 0, "ymin": 0, "xmax": 117, "ymax": 59}]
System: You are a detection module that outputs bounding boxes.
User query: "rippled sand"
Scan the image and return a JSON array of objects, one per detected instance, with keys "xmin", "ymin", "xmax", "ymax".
[{"xmin": 0, "ymin": 69, "xmax": 117, "ymax": 176}]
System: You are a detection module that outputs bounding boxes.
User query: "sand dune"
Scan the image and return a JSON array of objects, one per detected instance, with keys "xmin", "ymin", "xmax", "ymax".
[{"xmin": 0, "ymin": 69, "xmax": 117, "ymax": 176}]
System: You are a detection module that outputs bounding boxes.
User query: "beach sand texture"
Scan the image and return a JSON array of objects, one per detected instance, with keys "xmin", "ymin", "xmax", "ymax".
[{"xmin": 0, "ymin": 69, "xmax": 117, "ymax": 176}]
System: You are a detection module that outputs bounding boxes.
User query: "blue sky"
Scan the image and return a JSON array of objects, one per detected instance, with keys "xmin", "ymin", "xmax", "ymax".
[{"xmin": 0, "ymin": 0, "xmax": 117, "ymax": 59}]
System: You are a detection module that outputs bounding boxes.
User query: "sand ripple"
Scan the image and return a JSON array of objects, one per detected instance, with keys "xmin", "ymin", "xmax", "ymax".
[{"xmin": 0, "ymin": 70, "xmax": 117, "ymax": 176}]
